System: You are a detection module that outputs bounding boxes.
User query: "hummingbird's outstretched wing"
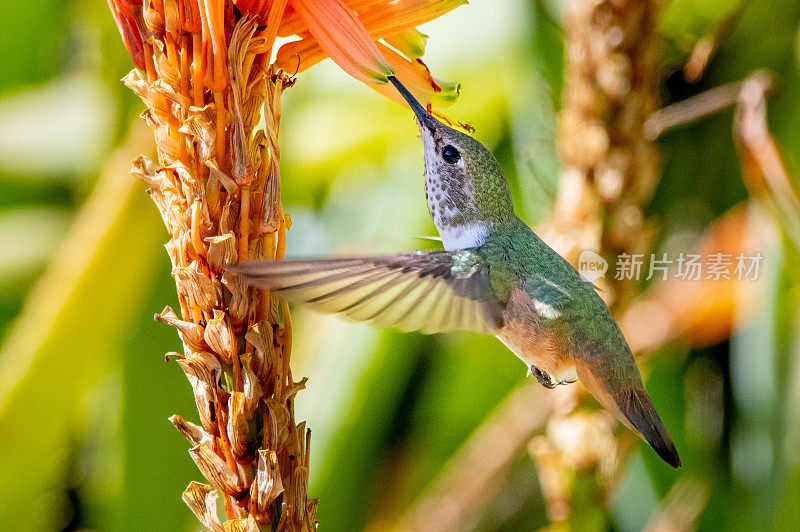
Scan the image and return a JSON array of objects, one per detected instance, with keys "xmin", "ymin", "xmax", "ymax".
[{"xmin": 229, "ymin": 250, "xmax": 505, "ymax": 334}]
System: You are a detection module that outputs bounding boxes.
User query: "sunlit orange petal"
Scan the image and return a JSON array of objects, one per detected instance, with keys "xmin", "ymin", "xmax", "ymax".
[
  {"xmin": 276, "ymin": 0, "xmax": 465, "ymax": 75},
  {"xmin": 262, "ymin": 0, "xmax": 291, "ymax": 55},
  {"xmin": 279, "ymin": 0, "xmax": 464, "ymax": 37},
  {"xmin": 107, "ymin": 0, "xmax": 146, "ymax": 70},
  {"xmin": 289, "ymin": 0, "xmax": 394, "ymax": 84},
  {"xmin": 163, "ymin": 0, "xmax": 182, "ymax": 33},
  {"xmin": 274, "ymin": 34, "xmax": 457, "ymax": 111},
  {"xmin": 279, "ymin": 0, "xmax": 368, "ymax": 37},
  {"xmin": 372, "ymin": 43, "xmax": 458, "ymax": 109},
  {"xmin": 274, "ymin": 33, "xmax": 326, "ymax": 74},
  {"xmin": 273, "ymin": 28, "xmax": 431, "ymax": 77},
  {"xmin": 357, "ymin": 0, "xmax": 467, "ymax": 38}
]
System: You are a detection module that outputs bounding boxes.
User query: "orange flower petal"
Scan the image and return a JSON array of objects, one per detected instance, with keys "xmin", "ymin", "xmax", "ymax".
[
  {"xmin": 276, "ymin": 0, "xmax": 465, "ymax": 75},
  {"xmin": 273, "ymin": 27, "xmax": 429, "ymax": 76},
  {"xmin": 163, "ymin": 0, "xmax": 182, "ymax": 33},
  {"xmin": 279, "ymin": 0, "xmax": 464, "ymax": 37},
  {"xmin": 262, "ymin": 0, "xmax": 291, "ymax": 54},
  {"xmin": 288, "ymin": 0, "xmax": 394, "ymax": 84},
  {"xmin": 107, "ymin": 0, "xmax": 145, "ymax": 70},
  {"xmin": 279, "ymin": 0, "xmax": 376, "ymax": 37},
  {"xmin": 274, "ymin": 33, "xmax": 326, "ymax": 74},
  {"xmin": 276, "ymin": 37, "xmax": 458, "ymax": 110},
  {"xmin": 235, "ymin": 0, "xmax": 267, "ymax": 16},
  {"xmin": 356, "ymin": 0, "xmax": 467, "ymax": 38}
]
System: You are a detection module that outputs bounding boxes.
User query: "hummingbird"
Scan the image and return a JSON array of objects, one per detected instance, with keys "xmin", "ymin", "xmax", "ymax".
[{"xmin": 230, "ymin": 76, "xmax": 680, "ymax": 468}]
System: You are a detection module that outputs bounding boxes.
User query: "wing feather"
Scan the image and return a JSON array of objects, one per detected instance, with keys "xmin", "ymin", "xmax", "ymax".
[{"xmin": 229, "ymin": 251, "xmax": 504, "ymax": 334}]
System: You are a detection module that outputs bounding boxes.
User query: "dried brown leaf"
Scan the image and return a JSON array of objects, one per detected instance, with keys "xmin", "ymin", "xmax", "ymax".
[
  {"xmin": 180, "ymin": 104, "xmax": 218, "ymax": 163},
  {"xmin": 223, "ymin": 516, "xmax": 260, "ymax": 532},
  {"xmin": 307, "ymin": 498, "xmax": 320, "ymax": 526},
  {"xmin": 292, "ymin": 465, "xmax": 309, "ymax": 523},
  {"xmin": 228, "ymin": 16, "xmax": 259, "ymax": 184},
  {"xmin": 130, "ymin": 155, "xmax": 161, "ymax": 189},
  {"xmin": 206, "ymin": 233, "xmax": 238, "ymax": 272},
  {"xmin": 245, "ymin": 321, "xmax": 274, "ymax": 382},
  {"xmin": 282, "ymin": 377, "xmax": 307, "ymax": 403},
  {"xmin": 173, "ymin": 260, "xmax": 220, "ymax": 310},
  {"xmin": 208, "ymin": 159, "xmax": 239, "ymax": 194},
  {"xmin": 222, "ymin": 271, "xmax": 250, "ymax": 325},
  {"xmin": 241, "ymin": 354, "xmax": 263, "ymax": 417},
  {"xmin": 264, "ymin": 398, "xmax": 290, "ymax": 451},
  {"xmin": 178, "ymin": 352, "xmax": 222, "ymax": 430}
]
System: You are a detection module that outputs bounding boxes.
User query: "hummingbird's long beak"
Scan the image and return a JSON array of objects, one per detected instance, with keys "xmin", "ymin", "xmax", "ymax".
[{"xmin": 388, "ymin": 76, "xmax": 438, "ymax": 132}]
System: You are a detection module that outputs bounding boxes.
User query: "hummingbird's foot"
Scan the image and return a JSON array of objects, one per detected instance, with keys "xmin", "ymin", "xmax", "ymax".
[{"xmin": 529, "ymin": 366, "xmax": 558, "ymax": 389}]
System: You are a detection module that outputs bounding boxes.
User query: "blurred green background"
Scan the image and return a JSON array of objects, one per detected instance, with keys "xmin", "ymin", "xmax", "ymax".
[{"xmin": 1, "ymin": 0, "xmax": 799, "ymax": 530}]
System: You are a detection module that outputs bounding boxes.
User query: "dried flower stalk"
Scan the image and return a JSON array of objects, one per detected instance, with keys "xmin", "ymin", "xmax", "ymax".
[
  {"xmin": 549, "ymin": 0, "xmax": 660, "ymax": 300},
  {"xmin": 534, "ymin": 0, "xmax": 662, "ymax": 521},
  {"xmin": 107, "ymin": 0, "xmax": 464, "ymax": 528},
  {"xmin": 111, "ymin": 3, "xmax": 310, "ymax": 528}
]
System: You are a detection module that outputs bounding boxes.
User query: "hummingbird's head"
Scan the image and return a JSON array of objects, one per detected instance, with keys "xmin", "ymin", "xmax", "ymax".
[{"xmin": 389, "ymin": 77, "xmax": 516, "ymax": 249}]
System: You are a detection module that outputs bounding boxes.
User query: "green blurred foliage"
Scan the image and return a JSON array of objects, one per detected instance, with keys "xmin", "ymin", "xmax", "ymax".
[{"xmin": 0, "ymin": 0, "xmax": 799, "ymax": 531}]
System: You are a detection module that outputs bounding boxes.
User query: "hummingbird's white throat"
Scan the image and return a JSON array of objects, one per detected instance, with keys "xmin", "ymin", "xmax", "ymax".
[{"xmin": 437, "ymin": 222, "xmax": 489, "ymax": 250}]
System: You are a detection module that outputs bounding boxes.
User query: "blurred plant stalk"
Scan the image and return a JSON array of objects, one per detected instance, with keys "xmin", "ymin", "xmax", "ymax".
[
  {"xmin": 528, "ymin": 0, "xmax": 663, "ymax": 523},
  {"xmin": 106, "ymin": 0, "xmax": 462, "ymax": 528}
]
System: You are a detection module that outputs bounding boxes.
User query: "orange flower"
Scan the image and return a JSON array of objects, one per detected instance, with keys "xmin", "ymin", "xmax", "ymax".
[
  {"xmin": 108, "ymin": 0, "xmax": 466, "ymax": 109},
  {"xmin": 289, "ymin": 0, "xmax": 395, "ymax": 83}
]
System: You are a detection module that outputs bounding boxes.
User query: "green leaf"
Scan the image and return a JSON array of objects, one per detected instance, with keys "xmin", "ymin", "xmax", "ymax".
[{"xmin": 0, "ymin": 125, "xmax": 165, "ymax": 531}]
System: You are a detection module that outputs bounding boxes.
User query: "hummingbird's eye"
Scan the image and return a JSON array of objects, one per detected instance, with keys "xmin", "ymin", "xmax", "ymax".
[{"xmin": 441, "ymin": 145, "xmax": 461, "ymax": 164}]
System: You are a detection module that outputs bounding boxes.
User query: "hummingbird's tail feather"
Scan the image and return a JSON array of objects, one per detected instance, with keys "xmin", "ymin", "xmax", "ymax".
[
  {"xmin": 575, "ymin": 363, "xmax": 681, "ymax": 468},
  {"xmin": 612, "ymin": 387, "xmax": 681, "ymax": 468}
]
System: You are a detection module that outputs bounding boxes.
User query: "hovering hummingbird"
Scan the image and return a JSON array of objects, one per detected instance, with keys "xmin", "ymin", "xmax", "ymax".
[{"xmin": 230, "ymin": 76, "xmax": 680, "ymax": 468}]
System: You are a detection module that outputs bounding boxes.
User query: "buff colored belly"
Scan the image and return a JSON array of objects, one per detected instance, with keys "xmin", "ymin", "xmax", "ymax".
[
  {"xmin": 496, "ymin": 288, "xmax": 578, "ymax": 384},
  {"xmin": 496, "ymin": 327, "xmax": 578, "ymax": 384}
]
